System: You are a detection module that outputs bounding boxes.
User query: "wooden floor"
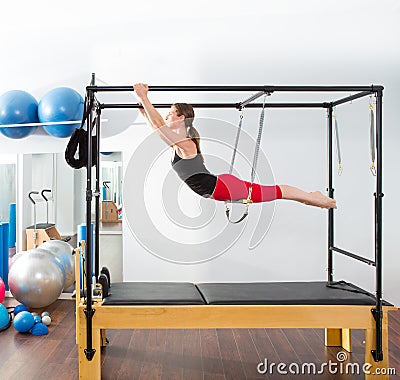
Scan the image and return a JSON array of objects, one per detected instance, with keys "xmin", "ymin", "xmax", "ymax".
[{"xmin": 1, "ymin": 298, "xmax": 399, "ymax": 380}]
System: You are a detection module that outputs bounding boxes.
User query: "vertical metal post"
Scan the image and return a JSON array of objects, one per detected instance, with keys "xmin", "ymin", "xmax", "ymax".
[
  {"xmin": 327, "ymin": 105, "xmax": 334, "ymax": 284},
  {"xmin": 95, "ymin": 107, "xmax": 101, "ymax": 279},
  {"xmin": 371, "ymin": 89, "xmax": 384, "ymax": 362},
  {"xmin": 84, "ymin": 79, "xmax": 96, "ymax": 361}
]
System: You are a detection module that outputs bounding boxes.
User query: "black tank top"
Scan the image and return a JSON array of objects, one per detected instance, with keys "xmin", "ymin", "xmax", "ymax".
[{"xmin": 171, "ymin": 149, "xmax": 217, "ymax": 197}]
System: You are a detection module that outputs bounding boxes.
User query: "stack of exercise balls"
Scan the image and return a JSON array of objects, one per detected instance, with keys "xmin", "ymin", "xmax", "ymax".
[
  {"xmin": 0, "ymin": 87, "xmax": 84, "ymax": 139},
  {"xmin": 13, "ymin": 305, "xmax": 52, "ymax": 336},
  {"xmin": 8, "ymin": 240, "xmax": 75, "ymax": 308}
]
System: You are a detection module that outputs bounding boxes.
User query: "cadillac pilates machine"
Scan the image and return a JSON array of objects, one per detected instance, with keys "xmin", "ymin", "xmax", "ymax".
[{"xmin": 75, "ymin": 78, "xmax": 396, "ymax": 379}]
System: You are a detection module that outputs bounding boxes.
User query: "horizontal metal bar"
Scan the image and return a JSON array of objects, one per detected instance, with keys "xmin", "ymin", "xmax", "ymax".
[
  {"xmin": 90, "ymin": 85, "xmax": 271, "ymax": 92},
  {"xmin": 277, "ymin": 85, "xmax": 382, "ymax": 92},
  {"xmin": 330, "ymin": 246, "xmax": 376, "ymax": 266},
  {"xmin": 87, "ymin": 85, "xmax": 383, "ymax": 93},
  {"xmin": 100, "ymin": 102, "xmax": 326, "ymax": 109},
  {"xmin": 332, "ymin": 91, "xmax": 372, "ymax": 107}
]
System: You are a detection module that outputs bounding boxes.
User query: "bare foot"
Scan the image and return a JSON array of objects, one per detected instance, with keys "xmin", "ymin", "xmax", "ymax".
[
  {"xmin": 279, "ymin": 185, "xmax": 337, "ymax": 209},
  {"xmin": 306, "ymin": 191, "xmax": 337, "ymax": 209}
]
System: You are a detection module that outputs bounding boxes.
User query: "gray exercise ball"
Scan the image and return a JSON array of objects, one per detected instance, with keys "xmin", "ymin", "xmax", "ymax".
[
  {"xmin": 39, "ymin": 240, "xmax": 75, "ymax": 290},
  {"xmin": 8, "ymin": 248, "xmax": 66, "ymax": 308}
]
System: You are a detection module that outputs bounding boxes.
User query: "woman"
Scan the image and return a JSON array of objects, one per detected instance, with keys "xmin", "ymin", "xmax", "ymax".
[{"xmin": 134, "ymin": 83, "xmax": 337, "ymax": 209}]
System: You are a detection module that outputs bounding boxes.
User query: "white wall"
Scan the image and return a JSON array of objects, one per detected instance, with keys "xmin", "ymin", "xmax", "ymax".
[{"xmin": 0, "ymin": 0, "xmax": 399, "ymax": 305}]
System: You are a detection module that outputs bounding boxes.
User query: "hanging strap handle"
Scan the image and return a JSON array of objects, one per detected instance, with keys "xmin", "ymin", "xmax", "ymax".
[
  {"xmin": 225, "ymin": 204, "xmax": 249, "ymax": 223},
  {"xmin": 225, "ymin": 93, "xmax": 267, "ymax": 224},
  {"xmin": 333, "ymin": 113, "xmax": 343, "ymax": 176},
  {"xmin": 369, "ymin": 99, "xmax": 376, "ymax": 176},
  {"xmin": 225, "ymin": 108, "xmax": 249, "ymax": 224}
]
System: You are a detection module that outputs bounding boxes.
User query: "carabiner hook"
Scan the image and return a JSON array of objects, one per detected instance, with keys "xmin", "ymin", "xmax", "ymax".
[
  {"xmin": 370, "ymin": 163, "xmax": 377, "ymax": 176},
  {"xmin": 338, "ymin": 164, "xmax": 343, "ymax": 176}
]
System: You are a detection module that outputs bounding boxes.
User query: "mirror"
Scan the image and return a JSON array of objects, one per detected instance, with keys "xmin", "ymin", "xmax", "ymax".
[
  {"xmin": 21, "ymin": 153, "xmax": 84, "ymax": 251},
  {"xmin": 99, "ymin": 152, "xmax": 123, "ymax": 222},
  {"xmin": 6, "ymin": 151, "xmax": 123, "ymax": 285},
  {"xmin": 98, "ymin": 152, "xmax": 123, "ymax": 282}
]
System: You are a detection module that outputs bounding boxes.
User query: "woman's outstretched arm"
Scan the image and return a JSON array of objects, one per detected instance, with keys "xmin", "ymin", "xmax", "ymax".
[
  {"xmin": 134, "ymin": 84, "xmax": 165, "ymax": 129},
  {"xmin": 134, "ymin": 83, "xmax": 193, "ymax": 151}
]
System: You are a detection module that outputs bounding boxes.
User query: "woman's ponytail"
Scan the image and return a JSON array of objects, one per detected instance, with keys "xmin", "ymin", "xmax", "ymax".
[{"xmin": 173, "ymin": 103, "xmax": 202, "ymax": 155}]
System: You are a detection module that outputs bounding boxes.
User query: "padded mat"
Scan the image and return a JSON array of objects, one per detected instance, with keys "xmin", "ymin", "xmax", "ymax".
[
  {"xmin": 102, "ymin": 282, "xmax": 206, "ymax": 305},
  {"xmin": 195, "ymin": 281, "xmax": 389, "ymax": 305},
  {"xmin": 102, "ymin": 281, "xmax": 390, "ymax": 306}
]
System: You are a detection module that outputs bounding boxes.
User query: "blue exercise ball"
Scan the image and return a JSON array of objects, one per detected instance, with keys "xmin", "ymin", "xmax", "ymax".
[
  {"xmin": 13, "ymin": 310, "xmax": 35, "ymax": 333},
  {"xmin": 0, "ymin": 304, "xmax": 10, "ymax": 330},
  {"xmin": 38, "ymin": 87, "xmax": 84, "ymax": 138},
  {"xmin": 14, "ymin": 304, "xmax": 29, "ymax": 316},
  {"xmin": 31, "ymin": 322, "xmax": 48, "ymax": 336},
  {"xmin": 33, "ymin": 315, "xmax": 42, "ymax": 324},
  {"xmin": 0, "ymin": 90, "xmax": 39, "ymax": 139}
]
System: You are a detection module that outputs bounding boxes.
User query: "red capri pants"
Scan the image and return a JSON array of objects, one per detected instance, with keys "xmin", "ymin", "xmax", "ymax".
[{"xmin": 212, "ymin": 174, "xmax": 282, "ymax": 203}]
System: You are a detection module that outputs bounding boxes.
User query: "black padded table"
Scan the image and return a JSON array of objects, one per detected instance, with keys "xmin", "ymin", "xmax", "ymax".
[
  {"xmin": 102, "ymin": 281, "xmax": 391, "ymax": 306},
  {"xmin": 78, "ymin": 280, "xmax": 396, "ymax": 380}
]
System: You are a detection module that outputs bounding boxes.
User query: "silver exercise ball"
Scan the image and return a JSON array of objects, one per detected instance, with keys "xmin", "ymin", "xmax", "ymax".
[
  {"xmin": 8, "ymin": 248, "xmax": 66, "ymax": 308},
  {"xmin": 39, "ymin": 240, "xmax": 75, "ymax": 289}
]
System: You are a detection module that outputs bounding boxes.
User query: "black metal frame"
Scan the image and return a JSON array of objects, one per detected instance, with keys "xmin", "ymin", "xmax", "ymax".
[{"xmin": 82, "ymin": 75, "xmax": 384, "ymax": 362}]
